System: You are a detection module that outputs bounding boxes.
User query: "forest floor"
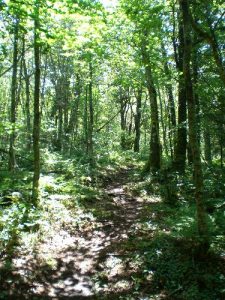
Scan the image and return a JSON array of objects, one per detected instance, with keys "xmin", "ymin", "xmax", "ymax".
[
  {"xmin": 0, "ymin": 161, "xmax": 225, "ymax": 300},
  {"xmin": 0, "ymin": 165, "xmax": 164, "ymax": 299}
]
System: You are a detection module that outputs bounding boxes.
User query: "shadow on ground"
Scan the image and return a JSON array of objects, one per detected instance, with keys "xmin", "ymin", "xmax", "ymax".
[{"xmin": 0, "ymin": 167, "xmax": 225, "ymax": 300}]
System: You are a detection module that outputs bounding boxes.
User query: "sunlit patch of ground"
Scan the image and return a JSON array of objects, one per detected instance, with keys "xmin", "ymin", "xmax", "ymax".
[{"xmin": 1, "ymin": 168, "xmax": 166, "ymax": 299}]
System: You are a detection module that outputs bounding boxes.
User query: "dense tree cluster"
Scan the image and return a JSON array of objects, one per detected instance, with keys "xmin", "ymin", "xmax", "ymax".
[{"xmin": 0, "ymin": 0, "xmax": 224, "ymax": 251}]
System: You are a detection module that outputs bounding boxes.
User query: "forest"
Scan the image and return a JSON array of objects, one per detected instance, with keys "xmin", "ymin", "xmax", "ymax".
[{"xmin": 0, "ymin": 0, "xmax": 225, "ymax": 299}]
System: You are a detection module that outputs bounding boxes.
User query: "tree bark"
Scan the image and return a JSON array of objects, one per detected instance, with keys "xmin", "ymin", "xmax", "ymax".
[
  {"xmin": 32, "ymin": 2, "xmax": 41, "ymax": 202},
  {"xmin": 88, "ymin": 62, "xmax": 94, "ymax": 165},
  {"xmin": 181, "ymin": 0, "xmax": 209, "ymax": 250},
  {"xmin": 203, "ymin": 127, "xmax": 212, "ymax": 164},
  {"xmin": 84, "ymin": 85, "xmax": 88, "ymax": 154},
  {"xmin": 173, "ymin": 11, "xmax": 187, "ymax": 173},
  {"xmin": 68, "ymin": 76, "xmax": 81, "ymax": 151},
  {"xmin": 9, "ymin": 18, "xmax": 19, "ymax": 171},
  {"xmin": 162, "ymin": 44, "xmax": 176, "ymax": 131},
  {"xmin": 120, "ymin": 88, "xmax": 127, "ymax": 150},
  {"xmin": 22, "ymin": 38, "xmax": 32, "ymax": 151},
  {"xmin": 141, "ymin": 40, "xmax": 161, "ymax": 172},
  {"xmin": 134, "ymin": 88, "xmax": 142, "ymax": 152},
  {"xmin": 158, "ymin": 85, "xmax": 169, "ymax": 158}
]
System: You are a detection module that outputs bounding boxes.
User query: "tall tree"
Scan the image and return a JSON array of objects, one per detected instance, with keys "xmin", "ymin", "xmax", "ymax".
[
  {"xmin": 189, "ymin": 1, "xmax": 225, "ymax": 85},
  {"xmin": 173, "ymin": 5, "xmax": 187, "ymax": 172},
  {"xmin": 181, "ymin": 0, "xmax": 209, "ymax": 250},
  {"xmin": 32, "ymin": 0, "xmax": 41, "ymax": 201},
  {"xmin": 22, "ymin": 37, "xmax": 32, "ymax": 151},
  {"xmin": 134, "ymin": 88, "xmax": 142, "ymax": 152},
  {"xmin": 8, "ymin": 18, "xmax": 19, "ymax": 171},
  {"xmin": 141, "ymin": 38, "xmax": 161, "ymax": 172},
  {"xmin": 161, "ymin": 43, "xmax": 176, "ymax": 159},
  {"xmin": 121, "ymin": 0, "xmax": 162, "ymax": 172},
  {"xmin": 88, "ymin": 61, "xmax": 94, "ymax": 164}
]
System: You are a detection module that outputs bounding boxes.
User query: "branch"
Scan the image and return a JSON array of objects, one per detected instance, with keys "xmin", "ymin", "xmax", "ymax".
[
  {"xmin": 0, "ymin": 46, "xmax": 32, "ymax": 78},
  {"xmin": 189, "ymin": 13, "xmax": 225, "ymax": 85},
  {"xmin": 213, "ymin": 11, "xmax": 225, "ymax": 30},
  {"xmin": 96, "ymin": 110, "xmax": 121, "ymax": 133},
  {"xmin": 0, "ymin": 64, "xmax": 15, "ymax": 78}
]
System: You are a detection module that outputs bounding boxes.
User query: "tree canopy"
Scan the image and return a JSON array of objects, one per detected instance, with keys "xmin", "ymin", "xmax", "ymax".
[{"xmin": 0, "ymin": 0, "xmax": 225, "ymax": 299}]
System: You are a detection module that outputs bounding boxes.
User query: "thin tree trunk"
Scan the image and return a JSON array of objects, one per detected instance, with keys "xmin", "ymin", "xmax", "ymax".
[
  {"xmin": 58, "ymin": 105, "xmax": 63, "ymax": 151},
  {"xmin": 84, "ymin": 85, "xmax": 88, "ymax": 154},
  {"xmin": 23, "ymin": 39, "xmax": 32, "ymax": 151},
  {"xmin": 162, "ymin": 43, "xmax": 176, "ymax": 129},
  {"xmin": 88, "ymin": 62, "xmax": 94, "ymax": 165},
  {"xmin": 134, "ymin": 89, "xmax": 142, "ymax": 152},
  {"xmin": 220, "ymin": 128, "xmax": 223, "ymax": 169},
  {"xmin": 63, "ymin": 81, "xmax": 70, "ymax": 152},
  {"xmin": 128, "ymin": 104, "xmax": 133, "ymax": 136},
  {"xmin": 68, "ymin": 77, "xmax": 81, "ymax": 152},
  {"xmin": 161, "ymin": 44, "xmax": 176, "ymax": 160},
  {"xmin": 32, "ymin": 2, "xmax": 41, "ymax": 202},
  {"xmin": 158, "ymin": 85, "xmax": 169, "ymax": 158},
  {"xmin": 120, "ymin": 89, "xmax": 127, "ymax": 150},
  {"xmin": 173, "ymin": 12, "xmax": 187, "ymax": 172},
  {"xmin": 9, "ymin": 19, "xmax": 19, "ymax": 171},
  {"xmin": 192, "ymin": 31, "xmax": 201, "ymax": 145},
  {"xmin": 142, "ymin": 40, "xmax": 161, "ymax": 172},
  {"xmin": 203, "ymin": 127, "xmax": 212, "ymax": 164},
  {"xmin": 163, "ymin": 91, "xmax": 173, "ymax": 159}
]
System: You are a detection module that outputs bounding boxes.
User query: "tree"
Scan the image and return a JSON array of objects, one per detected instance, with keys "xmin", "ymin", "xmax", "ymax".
[
  {"xmin": 32, "ymin": 0, "xmax": 41, "ymax": 201},
  {"xmin": 141, "ymin": 37, "xmax": 161, "ymax": 171},
  {"xmin": 189, "ymin": 1, "xmax": 225, "ymax": 85},
  {"xmin": 134, "ymin": 88, "xmax": 142, "ymax": 152},
  {"xmin": 172, "ymin": 3, "xmax": 187, "ymax": 172},
  {"xmin": 121, "ymin": 0, "xmax": 163, "ymax": 172},
  {"xmin": 180, "ymin": 0, "xmax": 209, "ymax": 250},
  {"xmin": 8, "ymin": 18, "xmax": 19, "ymax": 171}
]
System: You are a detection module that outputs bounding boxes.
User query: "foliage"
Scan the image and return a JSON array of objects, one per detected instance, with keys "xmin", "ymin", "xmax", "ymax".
[{"xmin": 0, "ymin": 0, "xmax": 225, "ymax": 298}]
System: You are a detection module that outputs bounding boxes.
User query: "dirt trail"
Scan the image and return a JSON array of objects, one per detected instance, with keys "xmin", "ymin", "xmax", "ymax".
[{"xmin": 2, "ymin": 167, "xmax": 157, "ymax": 299}]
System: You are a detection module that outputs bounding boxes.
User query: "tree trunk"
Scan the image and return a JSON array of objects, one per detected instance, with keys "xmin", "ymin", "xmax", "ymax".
[
  {"xmin": 57, "ymin": 105, "xmax": 63, "ymax": 151},
  {"xmin": 162, "ymin": 44, "xmax": 176, "ymax": 150},
  {"xmin": 68, "ymin": 76, "xmax": 81, "ymax": 152},
  {"xmin": 158, "ymin": 85, "xmax": 169, "ymax": 158},
  {"xmin": 173, "ymin": 12, "xmax": 187, "ymax": 173},
  {"xmin": 23, "ymin": 46, "xmax": 32, "ymax": 151},
  {"xmin": 220, "ymin": 127, "xmax": 224, "ymax": 169},
  {"xmin": 163, "ymin": 92, "xmax": 174, "ymax": 159},
  {"xmin": 181, "ymin": 0, "xmax": 209, "ymax": 250},
  {"xmin": 83, "ymin": 85, "xmax": 88, "ymax": 154},
  {"xmin": 32, "ymin": 2, "xmax": 41, "ymax": 202},
  {"xmin": 88, "ymin": 62, "xmax": 94, "ymax": 165},
  {"xmin": 120, "ymin": 89, "xmax": 127, "ymax": 150},
  {"xmin": 134, "ymin": 89, "xmax": 142, "ymax": 152},
  {"xmin": 204, "ymin": 127, "xmax": 212, "ymax": 164},
  {"xmin": 192, "ymin": 31, "xmax": 201, "ymax": 145},
  {"xmin": 141, "ymin": 40, "xmax": 161, "ymax": 172},
  {"xmin": 9, "ymin": 19, "xmax": 19, "ymax": 171}
]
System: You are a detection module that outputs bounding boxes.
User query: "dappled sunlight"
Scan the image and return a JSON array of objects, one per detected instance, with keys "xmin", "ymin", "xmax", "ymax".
[
  {"xmin": 1, "ymin": 165, "xmax": 225, "ymax": 300},
  {"xmin": 0, "ymin": 0, "xmax": 224, "ymax": 298},
  {"xmin": 0, "ymin": 167, "xmax": 165, "ymax": 299}
]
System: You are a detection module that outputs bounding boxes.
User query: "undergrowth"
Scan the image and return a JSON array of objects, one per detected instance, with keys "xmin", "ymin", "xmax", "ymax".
[{"xmin": 0, "ymin": 150, "xmax": 225, "ymax": 300}]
